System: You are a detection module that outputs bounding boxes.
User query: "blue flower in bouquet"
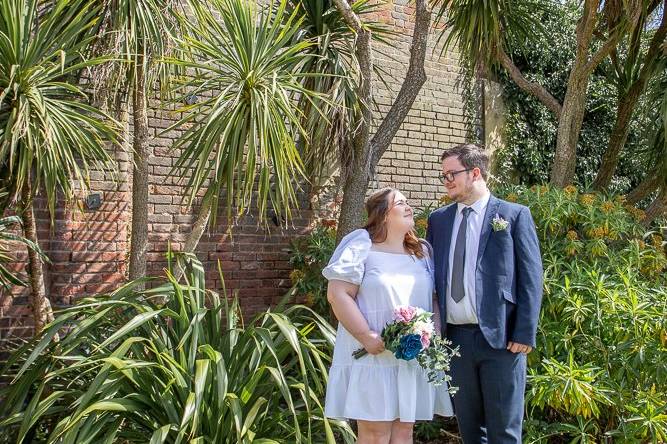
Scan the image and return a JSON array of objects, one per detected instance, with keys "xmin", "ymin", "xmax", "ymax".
[{"xmin": 395, "ymin": 334, "xmax": 423, "ymax": 361}]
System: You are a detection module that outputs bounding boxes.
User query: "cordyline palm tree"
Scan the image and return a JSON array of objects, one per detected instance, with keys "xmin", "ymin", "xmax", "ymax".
[
  {"xmin": 86, "ymin": 0, "xmax": 183, "ymax": 282},
  {"xmin": 0, "ymin": 0, "xmax": 118, "ymax": 334},
  {"xmin": 433, "ymin": 0, "xmax": 637, "ymax": 187},
  {"xmin": 167, "ymin": 0, "xmax": 322, "ymax": 258},
  {"xmin": 284, "ymin": 0, "xmax": 391, "ymax": 189}
]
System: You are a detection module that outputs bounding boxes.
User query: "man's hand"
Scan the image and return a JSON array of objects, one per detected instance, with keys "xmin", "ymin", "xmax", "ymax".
[
  {"xmin": 507, "ymin": 341, "xmax": 532, "ymax": 354},
  {"xmin": 360, "ymin": 331, "xmax": 385, "ymax": 355}
]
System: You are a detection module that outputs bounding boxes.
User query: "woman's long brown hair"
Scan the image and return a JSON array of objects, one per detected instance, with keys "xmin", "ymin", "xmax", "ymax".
[{"xmin": 363, "ymin": 187, "xmax": 424, "ymax": 258}]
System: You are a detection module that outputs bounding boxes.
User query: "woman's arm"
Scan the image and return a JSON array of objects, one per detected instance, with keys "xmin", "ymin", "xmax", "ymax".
[{"xmin": 327, "ymin": 280, "xmax": 385, "ymax": 355}]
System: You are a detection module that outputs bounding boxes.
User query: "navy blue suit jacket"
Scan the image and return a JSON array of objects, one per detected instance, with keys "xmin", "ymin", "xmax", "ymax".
[{"xmin": 426, "ymin": 195, "xmax": 543, "ymax": 349}]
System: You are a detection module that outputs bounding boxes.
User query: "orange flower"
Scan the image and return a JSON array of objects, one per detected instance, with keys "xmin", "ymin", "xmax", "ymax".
[
  {"xmin": 600, "ymin": 201, "xmax": 615, "ymax": 214},
  {"xmin": 439, "ymin": 194, "xmax": 452, "ymax": 204},
  {"xmin": 625, "ymin": 205, "xmax": 646, "ymax": 221},
  {"xmin": 506, "ymin": 193, "xmax": 519, "ymax": 203},
  {"xmin": 651, "ymin": 234, "xmax": 664, "ymax": 248},
  {"xmin": 416, "ymin": 219, "xmax": 428, "ymax": 229},
  {"xmin": 586, "ymin": 226, "xmax": 606, "ymax": 239},
  {"xmin": 321, "ymin": 219, "xmax": 337, "ymax": 229},
  {"xmin": 580, "ymin": 194, "xmax": 596, "ymax": 207},
  {"xmin": 289, "ymin": 269, "xmax": 305, "ymax": 284},
  {"xmin": 566, "ymin": 230, "xmax": 578, "ymax": 241},
  {"xmin": 564, "ymin": 185, "xmax": 577, "ymax": 196}
]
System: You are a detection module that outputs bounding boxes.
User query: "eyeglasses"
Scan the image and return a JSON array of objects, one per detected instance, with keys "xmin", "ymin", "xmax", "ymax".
[{"xmin": 439, "ymin": 168, "xmax": 473, "ymax": 183}]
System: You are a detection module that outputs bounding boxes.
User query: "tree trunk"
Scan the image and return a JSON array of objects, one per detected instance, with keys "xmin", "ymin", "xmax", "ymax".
[
  {"xmin": 497, "ymin": 48, "xmax": 562, "ymax": 118},
  {"xmin": 332, "ymin": 0, "xmax": 431, "ymax": 242},
  {"xmin": 21, "ymin": 181, "xmax": 50, "ymax": 335},
  {"xmin": 551, "ymin": 77, "xmax": 589, "ymax": 187},
  {"xmin": 550, "ymin": 0, "xmax": 624, "ymax": 187},
  {"xmin": 626, "ymin": 172, "xmax": 660, "ymax": 204},
  {"xmin": 128, "ymin": 61, "xmax": 150, "ymax": 283},
  {"xmin": 336, "ymin": 171, "xmax": 372, "ymax": 242},
  {"xmin": 593, "ymin": 6, "xmax": 667, "ymax": 190},
  {"xmin": 642, "ymin": 185, "xmax": 667, "ymax": 227},
  {"xmin": 173, "ymin": 191, "xmax": 213, "ymax": 281},
  {"xmin": 592, "ymin": 92, "xmax": 638, "ymax": 190}
]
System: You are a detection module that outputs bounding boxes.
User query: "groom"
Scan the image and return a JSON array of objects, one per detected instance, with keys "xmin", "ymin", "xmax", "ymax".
[{"xmin": 426, "ymin": 144, "xmax": 543, "ymax": 443}]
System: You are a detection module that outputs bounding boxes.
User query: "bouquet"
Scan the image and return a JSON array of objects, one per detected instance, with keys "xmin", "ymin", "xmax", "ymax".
[{"xmin": 353, "ymin": 305, "xmax": 459, "ymax": 389}]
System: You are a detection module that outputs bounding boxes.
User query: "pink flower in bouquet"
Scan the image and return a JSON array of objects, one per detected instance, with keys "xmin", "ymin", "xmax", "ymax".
[
  {"xmin": 421, "ymin": 331, "xmax": 431, "ymax": 349},
  {"xmin": 412, "ymin": 320, "xmax": 433, "ymax": 349},
  {"xmin": 393, "ymin": 306, "xmax": 418, "ymax": 323}
]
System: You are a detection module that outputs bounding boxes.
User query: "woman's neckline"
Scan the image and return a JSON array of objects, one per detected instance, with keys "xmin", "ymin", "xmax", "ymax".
[{"xmin": 368, "ymin": 248, "xmax": 413, "ymax": 256}]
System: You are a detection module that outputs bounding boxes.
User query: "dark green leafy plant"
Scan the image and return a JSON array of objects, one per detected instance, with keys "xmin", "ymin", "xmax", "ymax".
[
  {"xmin": 0, "ymin": 254, "xmax": 354, "ymax": 443},
  {"xmin": 288, "ymin": 225, "xmax": 337, "ymax": 318}
]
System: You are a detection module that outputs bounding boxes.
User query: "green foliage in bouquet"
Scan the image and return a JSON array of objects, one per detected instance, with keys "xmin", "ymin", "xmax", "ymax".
[{"xmin": 0, "ymin": 254, "xmax": 354, "ymax": 444}]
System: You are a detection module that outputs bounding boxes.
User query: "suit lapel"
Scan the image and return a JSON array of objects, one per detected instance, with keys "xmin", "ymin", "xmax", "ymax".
[
  {"xmin": 476, "ymin": 194, "xmax": 500, "ymax": 265},
  {"xmin": 440, "ymin": 204, "xmax": 457, "ymax": 282}
]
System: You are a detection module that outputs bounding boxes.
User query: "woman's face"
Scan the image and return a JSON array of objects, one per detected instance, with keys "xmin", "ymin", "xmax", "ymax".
[{"xmin": 385, "ymin": 191, "xmax": 414, "ymax": 234}]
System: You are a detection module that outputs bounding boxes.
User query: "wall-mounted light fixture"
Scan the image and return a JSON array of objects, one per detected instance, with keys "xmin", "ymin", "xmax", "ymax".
[
  {"xmin": 85, "ymin": 193, "xmax": 102, "ymax": 210},
  {"xmin": 184, "ymin": 94, "xmax": 198, "ymax": 105}
]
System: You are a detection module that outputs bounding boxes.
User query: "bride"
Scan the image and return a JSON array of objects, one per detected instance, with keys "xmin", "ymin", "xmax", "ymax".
[{"xmin": 322, "ymin": 187, "xmax": 453, "ymax": 444}]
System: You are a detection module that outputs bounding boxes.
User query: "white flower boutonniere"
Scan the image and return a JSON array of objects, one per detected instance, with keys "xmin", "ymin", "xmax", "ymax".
[{"xmin": 491, "ymin": 214, "xmax": 509, "ymax": 232}]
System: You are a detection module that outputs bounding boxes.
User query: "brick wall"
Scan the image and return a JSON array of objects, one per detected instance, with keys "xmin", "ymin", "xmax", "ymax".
[{"xmin": 0, "ymin": 0, "xmax": 467, "ymax": 343}]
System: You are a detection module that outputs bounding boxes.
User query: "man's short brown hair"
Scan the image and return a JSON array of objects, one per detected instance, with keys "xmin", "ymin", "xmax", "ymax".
[{"xmin": 441, "ymin": 143, "xmax": 490, "ymax": 181}]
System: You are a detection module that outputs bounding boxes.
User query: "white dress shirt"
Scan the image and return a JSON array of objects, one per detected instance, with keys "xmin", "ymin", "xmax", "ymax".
[{"xmin": 446, "ymin": 191, "xmax": 491, "ymax": 324}]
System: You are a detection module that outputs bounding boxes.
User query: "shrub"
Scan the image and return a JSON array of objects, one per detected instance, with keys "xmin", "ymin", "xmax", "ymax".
[
  {"xmin": 507, "ymin": 185, "xmax": 667, "ymax": 443},
  {"xmin": 287, "ymin": 226, "xmax": 337, "ymax": 320},
  {"xmin": 0, "ymin": 254, "xmax": 354, "ymax": 443}
]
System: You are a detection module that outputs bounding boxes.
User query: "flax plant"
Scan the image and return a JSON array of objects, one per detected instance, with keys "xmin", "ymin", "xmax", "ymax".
[
  {"xmin": 168, "ymin": 0, "xmax": 320, "ymax": 257},
  {"xmin": 0, "ymin": 254, "xmax": 354, "ymax": 443}
]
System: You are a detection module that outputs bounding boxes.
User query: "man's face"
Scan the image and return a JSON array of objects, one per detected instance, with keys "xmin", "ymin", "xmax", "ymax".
[{"xmin": 441, "ymin": 156, "xmax": 474, "ymax": 203}]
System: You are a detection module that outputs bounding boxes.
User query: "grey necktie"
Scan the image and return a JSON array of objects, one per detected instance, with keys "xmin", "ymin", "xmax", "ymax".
[{"xmin": 451, "ymin": 207, "xmax": 473, "ymax": 303}]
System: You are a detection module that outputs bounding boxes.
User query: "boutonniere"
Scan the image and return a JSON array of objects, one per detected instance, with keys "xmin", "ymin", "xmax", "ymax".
[{"xmin": 491, "ymin": 214, "xmax": 509, "ymax": 232}]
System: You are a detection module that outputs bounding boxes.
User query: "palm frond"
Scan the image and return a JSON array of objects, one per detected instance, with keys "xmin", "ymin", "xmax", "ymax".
[
  {"xmin": 168, "ymin": 0, "xmax": 321, "ymax": 226},
  {"xmin": 87, "ymin": 0, "xmax": 184, "ymax": 107},
  {"xmin": 0, "ymin": 0, "xmax": 119, "ymax": 218},
  {"xmin": 432, "ymin": 0, "xmax": 551, "ymax": 72}
]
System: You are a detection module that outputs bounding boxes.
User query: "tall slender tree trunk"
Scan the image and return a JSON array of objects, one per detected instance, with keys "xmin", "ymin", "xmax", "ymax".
[
  {"xmin": 642, "ymin": 185, "xmax": 667, "ymax": 227},
  {"xmin": 332, "ymin": 0, "xmax": 431, "ymax": 241},
  {"xmin": 129, "ymin": 60, "xmax": 150, "ymax": 283},
  {"xmin": 551, "ymin": 77, "xmax": 589, "ymax": 187},
  {"xmin": 21, "ymin": 180, "xmax": 51, "ymax": 335},
  {"xmin": 173, "ymin": 191, "xmax": 213, "ymax": 281},
  {"xmin": 593, "ymin": 6, "xmax": 667, "ymax": 190},
  {"xmin": 593, "ymin": 93, "xmax": 639, "ymax": 190},
  {"xmin": 626, "ymin": 172, "xmax": 660, "ymax": 204},
  {"xmin": 336, "ymin": 164, "xmax": 372, "ymax": 242},
  {"xmin": 549, "ymin": 0, "xmax": 624, "ymax": 187}
]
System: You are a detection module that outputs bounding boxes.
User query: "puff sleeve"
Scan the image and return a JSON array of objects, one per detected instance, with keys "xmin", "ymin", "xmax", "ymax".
[
  {"xmin": 321, "ymin": 228, "xmax": 372, "ymax": 285},
  {"xmin": 420, "ymin": 239, "xmax": 435, "ymax": 283}
]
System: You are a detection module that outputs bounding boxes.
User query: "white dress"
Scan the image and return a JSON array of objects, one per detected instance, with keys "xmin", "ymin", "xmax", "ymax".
[{"xmin": 322, "ymin": 228, "xmax": 454, "ymax": 422}]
